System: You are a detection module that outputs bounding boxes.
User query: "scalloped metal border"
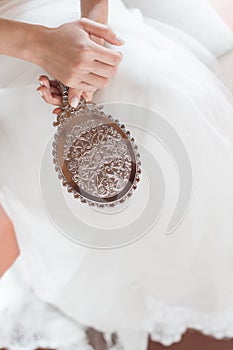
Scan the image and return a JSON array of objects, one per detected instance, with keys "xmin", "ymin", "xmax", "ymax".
[{"xmin": 52, "ymin": 101, "xmax": 141, "ymax": 208}]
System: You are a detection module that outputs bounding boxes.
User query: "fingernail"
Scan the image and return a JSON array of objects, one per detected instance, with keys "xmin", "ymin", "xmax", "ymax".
[
  {"xmin": 116, "ymin": 35, "xmax": 125, "ymax": 44},
  {"xmin": 37, "ymin": 89, "xmax": 43, "ymax": 97},
  {"xmin": 70, "ymin": 96, "xmax": 79, "ymax": 108},
  {"xmin": 39, "ymin": 80, "xmax": 44, "ymax": 86}
]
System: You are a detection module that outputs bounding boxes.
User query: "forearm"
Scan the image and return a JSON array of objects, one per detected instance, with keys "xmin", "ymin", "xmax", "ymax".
[
  {"xmin": 0, "ymin": 18, "xmax": 46, "ymax": 64},
  {"xmin": 80, "ymin": 0, "xmax": 108, "ymax": 24}
]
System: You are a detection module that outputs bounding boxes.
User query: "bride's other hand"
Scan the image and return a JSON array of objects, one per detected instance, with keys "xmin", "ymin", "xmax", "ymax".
[
  {"xmin": 35, "ymin": 18, "xmax": 123, "ymax": 107},
  {"xmin": 37, "ymin": 68, "xmax": 99, "ymax": 114},
  {"xmin": 37, "ymin": 75, "xmax": 66, "ymax": 115},
  {"xmin": 37, "ymin": 76, "xmax": 62, "ymax": 110}
]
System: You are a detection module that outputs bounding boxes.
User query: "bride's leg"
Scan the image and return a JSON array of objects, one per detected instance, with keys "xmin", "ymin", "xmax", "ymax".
[
  {"xmin": 208, "ymin": 0, "xmax": 233, "ymax": 30},
  {"xmin": 0, "ymin": 205, "xmax": 19, "ymax": 277}
]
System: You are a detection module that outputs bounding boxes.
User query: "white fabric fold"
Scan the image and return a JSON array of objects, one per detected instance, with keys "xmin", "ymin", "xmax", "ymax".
[{"xmin": 1, "ymin": 0, "xmax": 233, "ymax": 349}]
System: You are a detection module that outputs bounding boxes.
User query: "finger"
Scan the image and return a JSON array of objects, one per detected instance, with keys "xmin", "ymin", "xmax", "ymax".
[
  {"xmin": 39, "ymin": 76, "xmax": 61, "ymax": 95},
  {"xmin": 82, "ymin": 91, "xmax": 94, "ymax": 102},
  {"xmin": 79, "ymin": 18, "xmax": 125, "ymax": 46},
  {"xmin": 38, "ymin": 85, "xmax": 60, "ymax": 95},
  {"xmin": 68, "ymin": 82, "xmax": 96, "ymax": 91},
  {"xmin": 37, "ymin": 86, "xmax": 62, "ymax": 106},
  {"xmin": 39, "ymin": 75, "xmax": 50, "ymax": 89},
  {"xmin": 90, "ymin": 60, "xmax": 118, "ymax": 78},
  {"xmin": 68, "ymin": 88, "xmax": 83, "ymax": 108},
  {"xmin": 49, "ymin": 79, "xmax": 63, "ymax": 92},
  {"xmin": 83, "ymin": 72, "xmax": 109, "ymax": 90},
  {"xmin": 92, "ymin": 43, "xmax": 122, "ymax": 66},
  {"xmin": 52, "ymin": 107, "xmax": 62, "ymax": 115},
  {"xmin": 49, "ymin": 86, "xmax": 61, "ymax": 94},
  {"xmin": 90, "ymin": 34, "xmax": 105, "ymax": 47}
]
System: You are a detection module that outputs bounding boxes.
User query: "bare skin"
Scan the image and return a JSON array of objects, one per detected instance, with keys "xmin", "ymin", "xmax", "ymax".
[
  {"xmin": 1, "ymin": 0, "xmax": 233, "ymax": 279},
  {"xmin": 37, "ymin": 0, "xmax": 112, "ymax": 111},
  {"xmin": 40, "ymin": 0, "xmax": 233, "ymax": 112},
  {"xmin": 0, "ymin": 0, "xmax": 118, "ymax": 277},
  {"xmin": 208, "ymin": 0, "xmax": 233, "ymax": 30},
  {"xmin": 0, "ymin": 0, "xmax": 123, "ymax": 106},
  {"xmin": 0, "ymin": 205, "xmax": 19, "ymax": 277}
]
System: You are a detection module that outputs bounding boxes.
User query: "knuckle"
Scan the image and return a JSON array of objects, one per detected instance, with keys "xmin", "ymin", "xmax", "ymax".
[
  {"xmin": 62, "ymin": 69, "xmax": 75, "ymax": 87},
  {"xmin": 117, "ymin": 52, "xmax": 123, "ymax": 62},
  {"xmin": 64, "ymin": 76, "xmax": 73, "ymax": 88},
  {"xmin": 78, "ymin": 17, "xmax": 88, "ymax": 27},
  {"xmin": 90, "ymin": 84, "xmax": 96, "ymax": 91},
  {"xmin": 112, "ymin": 53, "xmax": 122, "ymax": 65},
  {"xmin": 43, "ymin": 96, "xmax": 50, "ymax": 104},
  {"xmin": 77, "ymin": 42, "xmax": 86, "ymax": 51},
  {"xmin": 80, "ymin": 41, "xmax": 91, "ymax": 52},
  {"xmin": 74, "ymin": 60, "xmax": 83, "ymax": 70},
  {"xmin": 77, "ymin": 48, "xmax": 91, "ymax": 64},
  {"xmin": 86, "ymin": 85, "xmax": 96, "ymax": 92},
  {"xmin": 100, "ymin": 78, "xmax": 109, "ymax": 89},
  {"xmin": 39, "ymin": 74, "xmax": 48, "ymax": 81},
  {"xmin": 105, "ymin": 24, "xmax": 113, "ymax": 33},
  {"xmin": 74, "ymin": 57, "xmax": 86, "ymax": 70},
  {"xmin": 110, "ymin": 66, "xmax": 118, "ymax": 76}
]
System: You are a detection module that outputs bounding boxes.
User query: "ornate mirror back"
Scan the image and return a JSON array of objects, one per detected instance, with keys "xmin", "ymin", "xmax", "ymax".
[{"xmin": 52, "ymin": 84, "xmax": 141, "ymax": 208}]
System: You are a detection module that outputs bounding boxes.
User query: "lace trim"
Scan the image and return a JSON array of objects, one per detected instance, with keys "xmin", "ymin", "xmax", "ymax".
[
  {"xmin": 0, "ymin": 290, "xmax": 94, "ymax": 350},
  {"xmin": 0, "ymin": 289, "xmax": 123, "ymax": 350},
  {"xmin": 144, "ymin": 298, "xmax": 233, "ymax": 346},
  {"xmin": 1, "ymin": 290, "xmax": 233, "ymax": 349}
]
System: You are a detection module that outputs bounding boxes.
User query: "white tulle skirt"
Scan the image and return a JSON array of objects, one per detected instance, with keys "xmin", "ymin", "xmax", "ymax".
[{"xmin": 1, "ymin": 0, "xmax": 233, "ymax": 349}]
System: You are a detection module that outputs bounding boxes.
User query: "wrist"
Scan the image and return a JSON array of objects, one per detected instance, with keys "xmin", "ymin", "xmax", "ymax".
[
  {"xmin": 0, "ymin": 19, "xmax": 49, "ymax": 65},
  {"xmin": 81, "ymin": 0, "xmax": 108, "ymax": 24},
  {"xmin": 23, "ymin": 24, "xmax": 50, "ymax": 66}
]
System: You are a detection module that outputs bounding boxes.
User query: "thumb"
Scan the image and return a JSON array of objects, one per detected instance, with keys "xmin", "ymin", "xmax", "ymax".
[
  {"xmin": 79, "ymin": 18, "xmax": 125, "ymax": 46},
  {"xmin": 68, "ymin": 88, "xmax": 82, "ymax": 108}
]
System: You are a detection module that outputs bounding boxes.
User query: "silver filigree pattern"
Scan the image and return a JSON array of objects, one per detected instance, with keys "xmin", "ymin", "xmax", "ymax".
[
  {"xmin": 65, "ymin": 120, "xmax": 132, "ymax": 198},
  {"xmin": 52, "ymin": 83, "xmax": 141, "ymax": 208}
]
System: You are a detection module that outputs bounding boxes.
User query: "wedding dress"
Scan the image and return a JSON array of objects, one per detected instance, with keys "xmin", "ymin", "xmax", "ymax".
[
  {"xmin": 124, "ymin": 0, "xmax": 233, "ymax": 56},
  {"xmin": 1, "ymin": 0, "xmax": 233, "ymax": 349}
]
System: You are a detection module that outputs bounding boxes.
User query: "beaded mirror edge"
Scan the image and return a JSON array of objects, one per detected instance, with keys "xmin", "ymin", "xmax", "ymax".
[{"xmin": 52, "ymin": 84, "xmax": 141, "ymax": 208}]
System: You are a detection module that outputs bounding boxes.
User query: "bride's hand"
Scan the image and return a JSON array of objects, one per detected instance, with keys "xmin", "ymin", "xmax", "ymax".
[
  {"xmin": 36, "ymin": 18, "xmax": 124, "ymax": 107},
  {"xmin": 37, "ymin": 74, "xmax": 95, "ymax": 115},
  {"xmin": 79, "ymin": 34, "xmax": 106, "ymax": 102},
  {"xmin": 37, "ymin": 32, "xmax": 118, "ymax": 113},
  {"xmin": 37, "ymin": 76, "xmax": 62, "ymax": 114}
]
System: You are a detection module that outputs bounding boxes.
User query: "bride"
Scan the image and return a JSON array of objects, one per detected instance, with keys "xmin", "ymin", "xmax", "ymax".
[{"xmin": 1, "ymin": 0, "xmax": 233, "ymax": 349}]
